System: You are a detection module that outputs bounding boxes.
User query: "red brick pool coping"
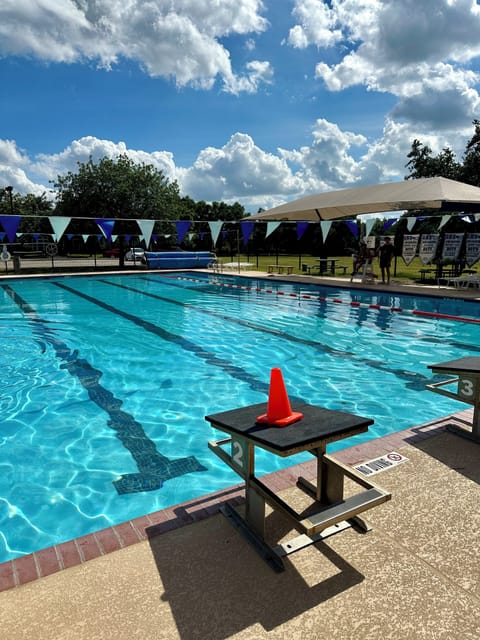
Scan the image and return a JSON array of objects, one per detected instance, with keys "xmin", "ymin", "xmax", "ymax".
[{"xmin": 0, "ymin": 410, "xmax": 471, "ymax": 592}]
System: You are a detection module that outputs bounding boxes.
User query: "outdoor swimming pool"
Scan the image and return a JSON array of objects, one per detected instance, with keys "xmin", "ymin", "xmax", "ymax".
[{"xmin": 1, "ymin": 271, "xmax": 479, "ymax": 562}]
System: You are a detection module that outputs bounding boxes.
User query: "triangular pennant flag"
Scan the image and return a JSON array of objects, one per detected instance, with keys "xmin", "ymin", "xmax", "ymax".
[
  {"xmin": 152, "ymin": 234, "xmax": 158, "ymax": 243},
  {"xmin": 475, "ymin": 214, "xmax": 480, "ymax": 222},
  {"xmin": 344, "ymin": 220, "xmax": 359, "ymax": 239},
  {"xmin": 240, "ymin": 221, "xmax": 254, "ymax": 246},
  {"xmin": 462, "ymin": 215, "xmax": 473, "ymax": 223},
  {"xmin": 265, "ymin": 221, "xmax": 281, "ymax": 238},
  {"xmin": 208, "ymin": 221, "xmax": 224, "ymax": 246},
  {"xmin": 320, "ymin": 220, "xmax": 332, "ymax": 241},
  {"xmin": 296, "ymin": 221, "xmax": 309, "ymax": 240},
  {"xmin": 66, "ymin": 234, "xmax": 74, "ymax": 240},
  {"xmin": 222, "ymin": 230, "xmax": 228, "ymax": 239},
  {"xmin": 137, "ymin": 219, "xmax": 155, "ymax": 248},
  {"xmin": 175, "ymin": 220, "xmax": 191, "ymax": 244},
  {"xmin": 49, "ymin": 216, "xmax": 71, "ymax": 242},
  {"xmin": 0, "ymin": 215, "xmax": 21, "ymax": 242},
  {"xmin": 82, "ymin": 234, "xmax": 90, "ymax": 243},
  {"xmin": 111, "ymin": 235, "xmax": 117, "ymax": 243},
  {"xmin": 95, "ymin": 219, "xmax": 116, "ymax": 241},
  {"xmin": 365, "ymin": 218, "xmax": 376, "ymax": 237},
  {"xmin": 33, "ymin": 233, "xmax": 40, "ymax": 241},
  {"xmin": 407, "ymin": 217, "xmax": 416, "ymax": 231},
  {"xmin": 438, "ymin": 215, "xmax": 450, "ymax": 230},
  {"xmin": 382, "ymin": 218, "xmax": 397, "ymax": 231}
]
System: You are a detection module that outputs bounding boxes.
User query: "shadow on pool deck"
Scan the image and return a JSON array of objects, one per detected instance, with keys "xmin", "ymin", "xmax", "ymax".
[{"xmin": 1, "ymin": 411, "xmax": 479, "ymax": 640}]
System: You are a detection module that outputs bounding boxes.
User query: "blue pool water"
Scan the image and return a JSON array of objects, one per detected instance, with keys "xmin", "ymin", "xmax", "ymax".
[{"xmin": 1, "ymin": 272, "xmax": 479, "ymax": 562}]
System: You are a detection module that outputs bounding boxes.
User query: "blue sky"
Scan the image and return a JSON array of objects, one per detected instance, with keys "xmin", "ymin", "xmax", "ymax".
[{"xmin": 1, "ymin": 0, "xmax": 480, "ymax": 214}]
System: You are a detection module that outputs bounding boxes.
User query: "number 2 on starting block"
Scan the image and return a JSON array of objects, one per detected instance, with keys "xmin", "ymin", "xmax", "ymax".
[{"xmin": 231, "ymin": 436, "xmax": 249, "ymax": 478}]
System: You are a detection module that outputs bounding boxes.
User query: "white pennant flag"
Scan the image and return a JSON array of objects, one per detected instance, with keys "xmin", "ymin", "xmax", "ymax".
[
  {"xmin": 320, "ymin": 220, "xmax": 332, "ymax": 241},
  {"xmin": 136, "ymin": 219, "xmax": 155, "ymax": 248},
  {"xmin": 365, "ymin": 218, "xmax": 376, "ymax": 237},
  {"xmin": 208, "ymin": 221, "xmax": 224, "ymax": 246},
  {"xmin": 438, "ymin": 215, "xmax": 450, "ymax": 230},
  {"xmin": 265, "ymin": 221, "xmax": 281, "ymax": 238},
  {"xmin": 406, "ymin": 217, "xmax": 416, "ymax": 231},
  {"xmin": 49, "ymin": 216, "xmax": 71, "ymax": 242}
]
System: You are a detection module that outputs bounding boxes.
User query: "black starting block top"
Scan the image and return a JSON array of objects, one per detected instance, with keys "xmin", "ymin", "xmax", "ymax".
[
  {"xmin": 205, "ymin": 402, "xmax": 373, "ymax": 456},
  {"xmin": 428, "ymin": 357, "xmax": 480, "ymax": 374}
]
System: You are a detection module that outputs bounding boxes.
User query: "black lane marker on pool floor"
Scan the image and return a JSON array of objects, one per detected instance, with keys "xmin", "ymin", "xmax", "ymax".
[
  {"xmin": 2, "ymin": 284, "xmax": 207, "ymax": 495},
  {"xmin": 136, "ymin": 276, "xmax": 445, "ymax": 391},
  {"xmin": 52, "ymin": 280, "xmax": 275, "ymax": 398},
  {"xmin": 106, "ymin": 277, "xmax": 349, "ymax": 358}
]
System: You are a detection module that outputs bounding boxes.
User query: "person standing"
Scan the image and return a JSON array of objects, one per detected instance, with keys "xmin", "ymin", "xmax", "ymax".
[{"xmin": 378, "ymin": 236, "xmax": 395, "ymax": 284}]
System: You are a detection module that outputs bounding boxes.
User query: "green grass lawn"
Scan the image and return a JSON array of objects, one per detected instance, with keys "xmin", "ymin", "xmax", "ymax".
[{"xmin": 217, "ymin": 254, "xmax": 447, "ymax": 283}]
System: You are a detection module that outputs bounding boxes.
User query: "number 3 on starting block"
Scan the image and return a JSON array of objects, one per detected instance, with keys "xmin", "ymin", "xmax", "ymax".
[{"xmin": 458, "ymin": 376, "xmax": 477, "ymax": 402}]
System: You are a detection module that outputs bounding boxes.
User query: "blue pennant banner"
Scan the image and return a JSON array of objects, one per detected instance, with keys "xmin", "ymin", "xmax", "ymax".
[{"xmin": 0, "ymin": 215, "xmax": 21, "ymax": 242}]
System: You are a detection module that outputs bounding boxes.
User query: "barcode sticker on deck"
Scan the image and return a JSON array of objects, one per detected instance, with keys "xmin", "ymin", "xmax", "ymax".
[{"xmin": 354, "ymin": 452, "xmax": 408, "ymax": 476}]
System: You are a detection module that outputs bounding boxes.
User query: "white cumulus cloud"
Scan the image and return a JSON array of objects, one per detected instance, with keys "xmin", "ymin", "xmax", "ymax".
[
  {"xmin": 290, "ymin": 0, "xmax": 480, "ymax": 131},
  {"xmin": 0, "ymin": 0, "xmax": 271, "ymax": 93},
  {"xmin": 180, "ymin": 132, "xmax": 304, "ymax": 203}
]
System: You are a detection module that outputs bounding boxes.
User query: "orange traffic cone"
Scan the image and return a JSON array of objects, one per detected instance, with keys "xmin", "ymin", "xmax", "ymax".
[{"xmin": 256, "ymin": 368, "xmax": 303, "ymax": 427}]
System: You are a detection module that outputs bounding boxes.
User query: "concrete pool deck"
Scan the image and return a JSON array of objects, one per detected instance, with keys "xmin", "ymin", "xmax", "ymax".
[
  {"xmin": 1, "ymin": 268, "xmax": 479, "ymax": 638},
  {"xmin": 1, "ymin": 410, "xmax": 479, "ymax": 640}
]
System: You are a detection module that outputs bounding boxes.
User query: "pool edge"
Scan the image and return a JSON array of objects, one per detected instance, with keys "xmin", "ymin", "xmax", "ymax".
[{"xmin": 0, "ymin": 407, "xmax": 471, "ymax": 593}]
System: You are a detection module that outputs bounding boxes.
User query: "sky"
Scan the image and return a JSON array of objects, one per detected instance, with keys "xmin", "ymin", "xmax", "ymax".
[{"xmin": 1, "ymin": 0, "xmax": 480, "ymax": 216}]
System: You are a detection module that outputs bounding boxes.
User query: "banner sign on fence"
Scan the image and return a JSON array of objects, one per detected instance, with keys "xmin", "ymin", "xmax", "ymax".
[
  {"xmin": 419, "ymin": 234, "xmax": 439, "ymax": 265},
  {"xmin": 402, "ymin": 234, "xmax": 419, "ymax": 265},
  {"xmin": 465, "ymin": 233, "xmax": 480, "ymax": 267},
  {"xmin": 442, "ymin": 233, "xmax": 464, "ymax": 261}
]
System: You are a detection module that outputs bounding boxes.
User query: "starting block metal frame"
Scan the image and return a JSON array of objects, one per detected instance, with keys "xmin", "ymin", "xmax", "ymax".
[
  {"xmin": 206, "ymin": 402, "xmax": 391, "ymax": 572},
  {"xmin": 427, "ymin": 356, "xmax": 480, "ymax": 443}
]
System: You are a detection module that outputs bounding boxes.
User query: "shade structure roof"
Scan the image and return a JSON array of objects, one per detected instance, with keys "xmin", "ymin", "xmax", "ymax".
[{"xmin": 247, "ymin": 177, "xmax": 480, "ymax": 221}]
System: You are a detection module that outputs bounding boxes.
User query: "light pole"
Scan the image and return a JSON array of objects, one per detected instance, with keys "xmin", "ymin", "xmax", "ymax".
[{"xmin": 5, "ymin": 186, "xmax": 13, "ymax": 215}]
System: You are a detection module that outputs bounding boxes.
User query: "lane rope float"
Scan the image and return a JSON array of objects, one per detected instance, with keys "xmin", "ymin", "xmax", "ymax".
[{"xmin": 171, "ymin": 274, "xmax": 480, "ymax": 325}]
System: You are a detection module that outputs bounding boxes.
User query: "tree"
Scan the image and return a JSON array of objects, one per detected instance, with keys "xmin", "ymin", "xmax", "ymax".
[
  {"xmin": 461, "ymin": 119, "xmax": 480, "ymax": 186},
  {"xmin": 404, "ymin": 120, "xmax": 480, "ymax": 186},
  {"xmin": 53, "ymin": 154, "xmax": 181, "ymax": 219},
  {"xmin": 0, "ymin": 189, "xmax": 53, "ymax": 217},
  {"xmin": 405, "ymin": 140, "xmax": 461, "ymax": 181}
]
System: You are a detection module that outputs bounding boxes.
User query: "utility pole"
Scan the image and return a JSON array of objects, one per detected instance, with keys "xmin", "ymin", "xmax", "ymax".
[{"xmin": 5, "ymin": 186, "xmax": 13, "ymax": 214}]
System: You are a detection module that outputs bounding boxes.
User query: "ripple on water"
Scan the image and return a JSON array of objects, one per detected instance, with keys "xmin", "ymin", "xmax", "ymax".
[{"xmin": 0, "ymin": 274, "xmax": 474, "ymax": 561}]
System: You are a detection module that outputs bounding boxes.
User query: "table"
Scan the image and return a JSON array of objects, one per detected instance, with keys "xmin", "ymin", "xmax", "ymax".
[
  {"xmin": 267, "ymin": 264, "xmax": 294, "ymax": 274},
  {"xmin": 316, "ymin": 258, "xmax": 347, "ymax": 275},
  {"xmin": 222, "ymin": 262, "xmax": 254, "ymax": 271},
  {"xmin": 206, "ymin": 402, "xmax": 391, "ymax": 571},
  {"xmin": 427, "ymin": 357, "xmax": 480, "ymax": 442}
]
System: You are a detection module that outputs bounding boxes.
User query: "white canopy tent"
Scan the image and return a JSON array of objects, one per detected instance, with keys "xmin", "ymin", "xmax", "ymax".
[{"xmin": 247, "ymin": 177, "xmax": 480, "ymax": 221}]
